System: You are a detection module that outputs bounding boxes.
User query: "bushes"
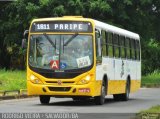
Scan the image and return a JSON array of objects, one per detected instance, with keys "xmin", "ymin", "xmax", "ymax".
[
  {"xmin": 142, "ymin": 39, "xmax": 160, "ymax": 75},
  {"xmin": 0, "ymin": 0, "xmax": 160, "ymax": 75}
]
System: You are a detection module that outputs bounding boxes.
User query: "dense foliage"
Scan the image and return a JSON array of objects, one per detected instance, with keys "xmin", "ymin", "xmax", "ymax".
[{"xmin": 0, "ymin": 0, "xmax": 160, "ymax": 75}]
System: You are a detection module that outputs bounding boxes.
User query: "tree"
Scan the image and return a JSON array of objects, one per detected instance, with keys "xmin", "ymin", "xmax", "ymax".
[{"xmin": 0, "ymin": 0, "xmax": 160, "ymax": 74}]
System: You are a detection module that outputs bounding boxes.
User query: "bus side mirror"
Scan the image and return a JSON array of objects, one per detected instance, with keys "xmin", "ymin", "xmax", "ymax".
[
  {"xmin": 22, "ymin": 30, "xmax": 29, "ymax": 49},
  {"xmin": 22, "ymin": 38, "xmax": 27, "ymax": 49}
]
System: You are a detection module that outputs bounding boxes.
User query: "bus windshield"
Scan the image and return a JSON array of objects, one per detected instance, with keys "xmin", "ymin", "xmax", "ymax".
[{"xmin": 28, "ymin": 34, "xmax": 93, "ymax": 70}]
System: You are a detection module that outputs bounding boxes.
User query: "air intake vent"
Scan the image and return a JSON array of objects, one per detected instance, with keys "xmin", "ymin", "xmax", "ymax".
[
  {"xmin": 48, "ymin": 87, "xmax": 71, "ymax": 92},
  {"xmin": 45, "ymin": 81, "xmax": 75, "ymax": 84}
]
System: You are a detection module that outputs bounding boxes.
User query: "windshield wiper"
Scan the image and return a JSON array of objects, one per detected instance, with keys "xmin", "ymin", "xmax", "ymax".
[
  {"xmin": 43, "ymin": 33, "xmax": 56, "ymax": 48},
  {"xmin": 63, "ymin": 32, "xmax": 78, "ymax": 46}
]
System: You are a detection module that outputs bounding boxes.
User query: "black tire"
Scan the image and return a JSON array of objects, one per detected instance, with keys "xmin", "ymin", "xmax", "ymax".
[
  {"xmin": 113, "ymin": 80, "xmax": 130, "ymax": 101},
  {"xmin": 39, "ymin": 95, "xmax": 50, "ymax": 104},
  {"xmin": 94, "ymin": 80, "xmax": 106, "ymax": 105},
  {"xmin": 122, "ymin": 80, "xmax": 130, "ymax": 101},
  {"xmin": 113, "ymin": 94, "xmax": 121, "ymax": 101}
]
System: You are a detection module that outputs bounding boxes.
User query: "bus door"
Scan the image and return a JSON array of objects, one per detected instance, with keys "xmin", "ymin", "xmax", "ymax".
[{"xmin": 113, "ymin": 34, "xmax": 123, "ymax": 93}]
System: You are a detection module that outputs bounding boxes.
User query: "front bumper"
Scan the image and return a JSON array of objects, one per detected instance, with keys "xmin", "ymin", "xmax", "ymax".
[{"xmin": 27, "ymin": 81, "xmax": 101, "ymax": 97}]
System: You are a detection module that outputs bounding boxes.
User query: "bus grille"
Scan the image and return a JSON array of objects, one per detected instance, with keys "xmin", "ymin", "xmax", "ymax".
[
  {"xmin": 45, "ymin": 81, "xmax": 75, "ymax": 84},
  {"xmin": 48, "ymin": 87, "xmax": 71, "ymax": 92}
]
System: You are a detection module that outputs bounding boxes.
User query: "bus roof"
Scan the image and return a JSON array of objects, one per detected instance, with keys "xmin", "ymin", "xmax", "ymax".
[{"xmin": 93, "ymin": 19, "xmax": 140, "ymax": 40}]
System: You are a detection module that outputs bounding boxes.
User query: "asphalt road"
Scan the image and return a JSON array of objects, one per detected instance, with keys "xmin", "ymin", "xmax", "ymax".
[{"xmin": 0, "ymin": 88, "xmax": 160, "ymax": 119}]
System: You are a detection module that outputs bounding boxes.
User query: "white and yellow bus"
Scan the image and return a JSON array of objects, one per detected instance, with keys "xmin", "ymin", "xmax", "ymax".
[{"xmin": 25, "ymin": 16, "xmax": 141, "ymax": 105}]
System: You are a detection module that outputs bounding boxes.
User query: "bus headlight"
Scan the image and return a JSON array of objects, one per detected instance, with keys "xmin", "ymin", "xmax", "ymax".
[
  {"xmin": 77, "ymin": 75, "xmax": 92, "ymax": 85},
  {"xmin": 30, "ymin": 74, "xmax": 43, "ymax": 84}
]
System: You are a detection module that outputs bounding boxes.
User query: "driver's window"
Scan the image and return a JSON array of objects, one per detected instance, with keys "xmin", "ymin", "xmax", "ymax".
[
  {"xmin": 29, "ymin": 36, "xmax": 36, "ymax": 64},
  {"xmin": 95, "ymin": 29, "xmax": 102, "ymax": 64}
]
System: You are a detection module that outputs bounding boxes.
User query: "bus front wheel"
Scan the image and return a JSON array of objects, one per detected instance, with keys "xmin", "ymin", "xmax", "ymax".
[
  {"xmin": 39, "ymin": 95, "xmax": 50, "ymax": 104},
  {"xmin": 94, "ymin": 80, "xmax": 106, "ymax": 105}
]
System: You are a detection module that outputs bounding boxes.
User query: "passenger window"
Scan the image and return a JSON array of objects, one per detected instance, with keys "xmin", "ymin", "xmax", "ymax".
[
  {"xmin": 126, "ymin": 38, "xmax": 130, "ymax": 59},
  {"xmin": 107, "ymin": 32, "xmax": 114, "ymax": 57},
  {"xmin": 120, "ymin": 36, "xmax": 126, "ymax": 58},
  {"xmin": 114, "ymin": 34, "xmax": 120, "ymax": 58},
  {"xmin": 136, "ymin": 40, "xmax": 140, "ymax": 60},
  {"xmin": 101, "ymin": 30, "xmax": 107, "ymax": 56},
  {"xmin": 131, "ymin": 39, "xmax": 136, "ymax": 59}
]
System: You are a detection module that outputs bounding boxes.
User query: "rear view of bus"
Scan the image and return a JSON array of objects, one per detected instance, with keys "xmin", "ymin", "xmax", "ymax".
[{"xmin": 26, "ymin": 16, "xmax": 141, "ymax": 105}]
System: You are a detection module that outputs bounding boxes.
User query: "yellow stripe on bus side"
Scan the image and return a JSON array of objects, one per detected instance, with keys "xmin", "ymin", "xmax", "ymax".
[{"xmin": 107, "ymin": 80, "xmax": 141, "ymax": 95}]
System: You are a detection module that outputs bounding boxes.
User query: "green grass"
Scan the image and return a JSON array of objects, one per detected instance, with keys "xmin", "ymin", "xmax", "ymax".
[
  {"xmin": 141, "ymin": 70, "xmax": 160, "ymax": 87},
  {"xmin": 136, "ymin": 105, "xmax": 160, "ymax": 119},
  {"xmin": 0, "ymin": 69, "xmax": 26, "ymax": 91},
  {"xmin": 140, "ymin": 105, "xmax": 160, "ymax": 113}
]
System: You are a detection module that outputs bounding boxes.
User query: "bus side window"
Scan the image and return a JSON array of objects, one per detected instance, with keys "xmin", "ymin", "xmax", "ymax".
[
  {"xmin": 95, "ymin": 29, "xmax": 102, "ymax": 63},
  {"xmin": 129, "ymin": 38, "xmax": 132, "ymax": 59},
  {"xmin": 126, "ymin": 37, "xmax": 130, "ymax": 59},
  {"xmin": 114, "ymin": 34, "xmax": 120, "ymax": 58},
  {"xmin": 101, "ymin": 30, "xmax": 107, "ymax": 56},
  {"xmin": 130, "ymin": 39, "xmax": 134, "ymax": 59},
  {"xmin": 138, "ymin": 41, "xmax": 141, "ymax": 60},
  {"xmin": 118, "ymin": 35, "xmax": 121, "ymax": 58},
  {"xmin": 107, "ymin": 32, "xmax": 113, "ymax": 57},
  {"xmin": 120, "ymin": 36, "xmax": 126, "ymax": 58},
  {"xmin": 132, "ymin": 39, "xmax": 136, "ymax": 60},
  {"xmin": 136, "ymin": 40, "xmax": 140, "ymax": 60}
]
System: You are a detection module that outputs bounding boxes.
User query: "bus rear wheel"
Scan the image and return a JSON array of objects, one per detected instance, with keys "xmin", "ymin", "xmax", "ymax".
[
  {"xmin": 94, "ymin": 80, "xmax": 106, "ymax": 105},
  {"xmin": 39, "ymin": 95, "xmax": 50, "ymax": 104},
  {"xmin": 113, "ymin": 80, "xmax": 130, "ymax": 101}
]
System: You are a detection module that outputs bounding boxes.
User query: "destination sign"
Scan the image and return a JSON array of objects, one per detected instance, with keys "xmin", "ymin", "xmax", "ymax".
[{"xmin": 31, "ymin": 21, "xmax": 93, "ymax": 32}]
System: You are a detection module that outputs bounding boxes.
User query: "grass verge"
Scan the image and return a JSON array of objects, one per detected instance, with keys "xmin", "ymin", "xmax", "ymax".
[
  {"xmin": 140, "ymin": 105, "xmax": 160, "ymax": 113},
  {"xmin": 136, "ymin": 105, "xmax": 160, "ymax": 119},
  {"xmin": 141, "ymin": 70, "xmax": 160, "ymax": 87},
  {"xmin": 0, "ymin": 69, "xmax": 26, "ymax": 91}
]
